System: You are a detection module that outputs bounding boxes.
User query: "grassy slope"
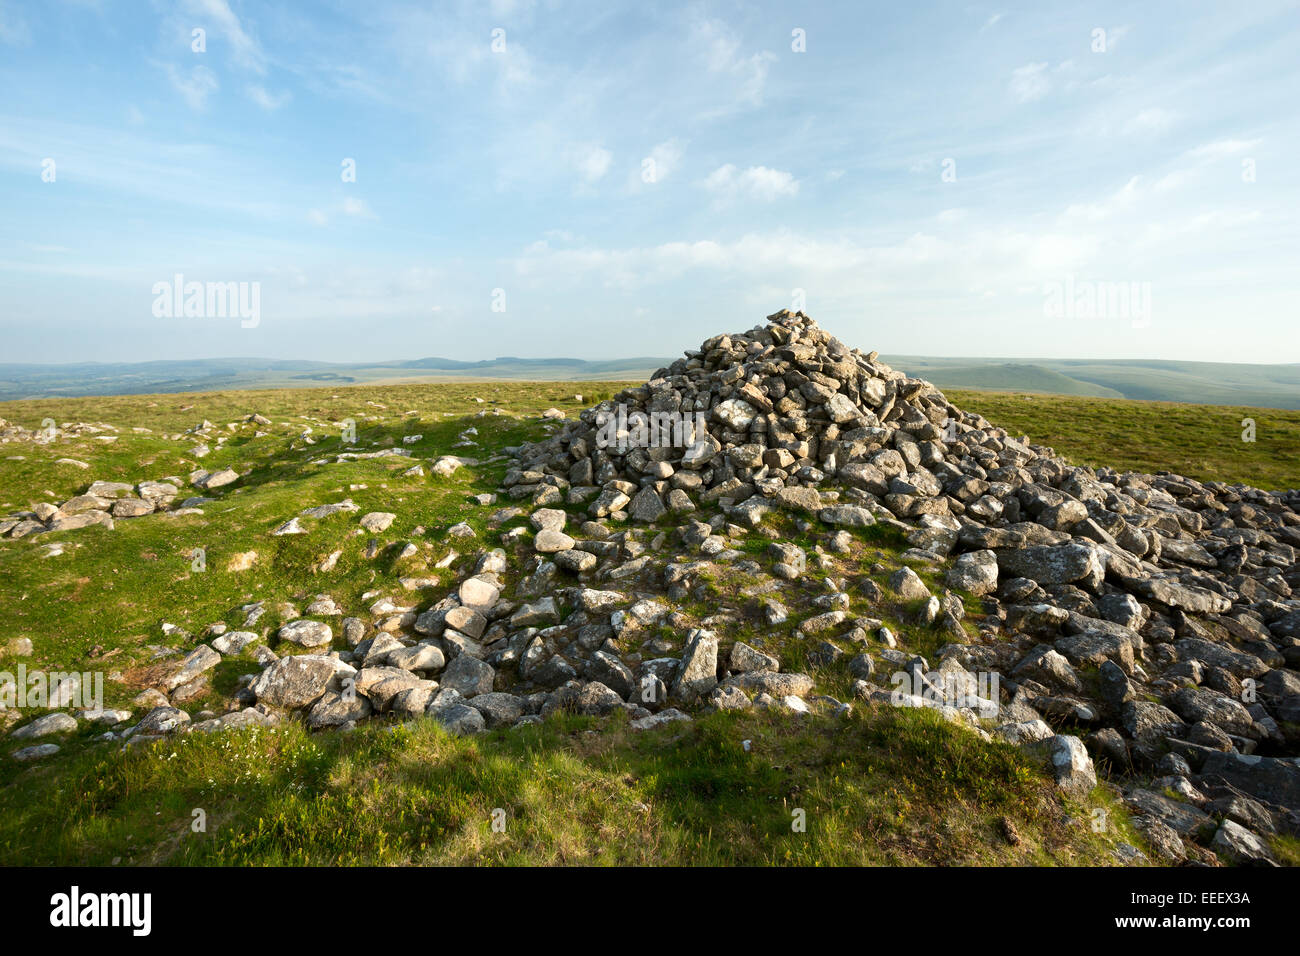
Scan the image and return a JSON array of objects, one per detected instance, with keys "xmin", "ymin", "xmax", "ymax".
[
  {"xmin": 950, "ymin": 390, "xmax": 1300, "ymax": 491},
  {"xmin": 0, "ymin": 381, "xmax": 1296, "ymax": 866},
  {"xmin": 892, "ymin": 362, "xmax": 1125, "ymax": 399}
]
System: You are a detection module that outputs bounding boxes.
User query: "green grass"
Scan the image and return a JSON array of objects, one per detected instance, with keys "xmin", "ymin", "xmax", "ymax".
[
  {"xmin": 0, "ymin": 706, "xmax": 1132, "ymax": 866},
  {"xmin": 950, "ymin": 390, "xmax": 1300, "ymax": 490}
]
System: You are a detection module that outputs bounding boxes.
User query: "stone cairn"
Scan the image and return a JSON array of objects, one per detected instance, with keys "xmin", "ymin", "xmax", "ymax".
[{"xmin": 59, "ymin": 311, "xmax": 1300, "ymax": 863}]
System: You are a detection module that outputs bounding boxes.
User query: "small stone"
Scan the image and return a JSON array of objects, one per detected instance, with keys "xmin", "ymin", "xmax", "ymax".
[
  {"xmin": 277, "ymin": 619, "xmax": 333, "ymax": 648},
  {"xmin": 359, "ymin": 512, "xmax": 396, "ymax": 532}
]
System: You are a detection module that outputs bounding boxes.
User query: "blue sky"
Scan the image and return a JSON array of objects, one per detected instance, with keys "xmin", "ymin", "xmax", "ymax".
[{"xmin": 1, "ymin": 0, "xmax": 1297, "ymax": 364}]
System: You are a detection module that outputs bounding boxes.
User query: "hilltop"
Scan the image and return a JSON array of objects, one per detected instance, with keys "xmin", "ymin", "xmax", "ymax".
[{"xmin": 1, "ymin": 312, "xmax": 1298, "ymax": 867}]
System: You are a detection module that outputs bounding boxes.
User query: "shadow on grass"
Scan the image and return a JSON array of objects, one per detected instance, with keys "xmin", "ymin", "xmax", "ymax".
[{"xmin": 0, "ymin": 704, "xmax": 1124, "ymax": 867}]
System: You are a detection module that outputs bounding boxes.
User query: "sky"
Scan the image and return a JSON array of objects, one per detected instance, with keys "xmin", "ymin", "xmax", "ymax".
[{"xmin": 1, "ymin": 0, "xmax": 1297, "ymax": 365}]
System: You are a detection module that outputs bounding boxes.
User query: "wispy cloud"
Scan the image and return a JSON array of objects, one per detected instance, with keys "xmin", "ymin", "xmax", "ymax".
[
  {"xmin": 183, "ymin": 0, "xmax": 265, "ymax": 74},
  {"xmin": 638, "ymin": 139, "xmax": 684, "ymax": 185},
  {"xmin": 309, "ymin": 197, "xmax": 378, "ymax": 226},
  {"xmin": 1009, "ymin": 62, "xmax": 1050, "ymax": 103},
  {"xmin": 164, "ymin": 63, "xmax": 219, "ymax": 111},
  {"xmin": 703, "ymin": 164, "xmax": 800, "ymax": 203},
  {"xmin": 246, "ymin": 84, "xmax": 291, "ymax": 110},
  {"xmin": 1124, "ymin": 107, "xmax": 1177, "ymax": 136},
  {"xmin": 690, "ymin": 15, "xmax": 776, "ymax": 108},
  {"xmin": 573, "ymin": 144, "xmax": 613, "ymax": 183}
]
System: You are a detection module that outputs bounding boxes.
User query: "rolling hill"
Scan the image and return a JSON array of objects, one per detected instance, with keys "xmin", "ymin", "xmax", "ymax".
[{"xmin": 2, "ymin": 354, "xmax": 1298, "ymax": 408}]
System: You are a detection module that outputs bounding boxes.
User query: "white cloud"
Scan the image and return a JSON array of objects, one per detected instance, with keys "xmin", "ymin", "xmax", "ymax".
[
  {"xmin": 1009, "ymin": 62, "xmax": 1050, "ymax": 103},
  {"xmin": 165, "ymin": 64, "xmax": 219, "ymax": 111},
  {"xmin": 690, "ymin": 16, "xmax": 776, "ymax": 108},
  {"xmin": 246, "ymin": 85, "xmax": 291, "ymax": 110},
  {"xmin": 703, "ymin": 164, "xmax": 799, "ymax": 202},
  {"xmin": 509, "ymin": 228, "xmax": 1101, "ymax": 296},
  {"xmin": 1152, "ymin": 169, "xmax": 1193, "ymax": 192},
  {"xmin": 1124, "ymin": 108, "xmax": 1176, "ymax": 136},
  {"xmin": 1101, "ymin": 25, "xmax": 1132, "ymax": 50},
  {"xmin": 183, "ymin": 0, "xmax": 265, "ymax": 74},
  {"xmin": 341, "ymin": 196, "xmax": 375, "ymax": 218},
  {"xmin": 308, "ymin": 197, "xmax": 377, "ymax": 226},
  {"xmin": 1188, "ymin": 138, "xmax": 1261, "ymax": 159},
  {"xmin": 574, "ymin": 145, "xmax": 612, "ymax": 183},
  {"xmin": 1063, "ymin": 176, "xmax": 1141, "ymax": 222},
  {"xmin": 982, "ymin": 13, "xmax": 1005, "ymax": 30},
  {"xmin": 494, "ymin": 41, "xmax": 535, "ymax": 90},
  {"xmin": 1153, "ymin": 137, "xmax": 1263, "ymax": 192},
  {"xmin": 641, "ymin": 139, "xmax": 684, "ymax": 184}
]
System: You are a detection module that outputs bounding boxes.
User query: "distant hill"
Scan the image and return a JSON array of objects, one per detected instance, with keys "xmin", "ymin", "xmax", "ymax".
[
  {"xmin": 884, "ymin": 356, "xmax": 1300, "ymax": 410},
  {"xmin": 1, "ymin": 354, "xmax": 1298, "ymax": 409},
  {"xmin": 0, "ymin": 356, "xmax": 671, "ymax": 402}
]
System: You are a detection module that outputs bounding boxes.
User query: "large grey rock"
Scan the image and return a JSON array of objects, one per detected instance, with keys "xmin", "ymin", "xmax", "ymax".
[
  {"xmin": 1166, "ymin": 687, "xmax": 1257, "ymax": 739},
  {"xmin": 1122, "ymin": 701, "xmax": 1186, "ymax": 742},
  {"xmin": 629, "ymin": 488, "xmax": 666, "ymax": 523},
  {"xmin": 12, "ymin": 743, "xmax": 60, "ymax": 761},
  {"xmin": 11, "ymin": 712, "xmax": 77, "ymax": 739},
  {"xmin": 587, "ymin": 651, "xmax": 635, "ymax": 700},
  {"xmin": 1049, "ymin": 735, "xmax": 1097, "ymax": 796},
  {"xmin": 387, "ymin": 643, "xmax": 447, "ymax": 673},
  {"xmin": 1173, "ymin": 638, "xmax": 1268, "ymax": 678},
  {"xmin": 458, "ymin": 577, "xmax": 500, "ymax": 611},
  {"xmin": 440, "ymin": 655, "xmax": 495, "ymax": 697},
  {"xmin": 574, "ymin": 681, "xmax": 625, "ymax": 716},
  {"xmin": 888, "ymin": 567, "xmax": 930, "ymax": 601},
  {"xmin": 1124, "ymin": 788, "xmax": 1211, "ymax": 835},
  {"xmin": 1132, "ymin": 816, "xmax": 1187, "ymax": 863},
  {"xmin": 671, "ymin": 629, "xmax": 719, "ymax": 702},
  {"xmin": 1198, "ymin": 752, "xmax": 1300, "ymax": 807},
  {"xmin": 1210, "ymin": 820, "xmax": 1276, "ymax": 865},
  {"xmin": 164, "ymin": 644, "xmax": 222, "ymax": 691},
  {"xmin": 306, "ymin": 690, "xmax": 372, "ymax": 728},
  {"xmin": 1135, "ymin": 577, "xmax": 1231, "ymax": 614},
  {"xmin": 945, "ymin": 549, "xmax": 999, "ymax": 596},
  {"xmin": 534, "ymin": 529, "xmax": 576, "ymax": 553},
  {"xmin": 819, "ymin": 504, "xmax": 875, "ymax": 528},
  {"xmin": 997, "ymin": 542, "xmax": 1104, "ymax": 589},
  {"xmin": 467, "ymin": 692, "xmax": 525, "ymax": 728},
  {"xmin": 211, "ymin": 630, "xmax": 260, "ymax": 655},
  {"xmin": 250, "ymin": 655, "xmax": 343, "ymax": 709},
  {"xmin": 723, "ymin": 671, "xmax": 815, "ymax": 698},
  {"xmin": 1014, "ymin": 645, "xmax": 1081, "ymax": 691},
  {"xmin": 130, "ymin": 706, "xmax": 192, "ymax": 736},
  {"xmin": 431, "ymin": 702, "xmax": 486, "ymax": 735},
  {"xmin": 729, "ymin": 641, "xmax": 779, "ymax": 674}
]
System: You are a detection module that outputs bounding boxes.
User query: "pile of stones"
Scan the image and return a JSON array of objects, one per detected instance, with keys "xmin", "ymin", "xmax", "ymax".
[
  {"xmin": 1, "ymin": 474, "xmax": 240, "ymax": 539},
  {"xmin": 13, "ymin": 311, "xmax": 1300, "ymax": 865}
]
